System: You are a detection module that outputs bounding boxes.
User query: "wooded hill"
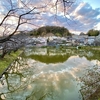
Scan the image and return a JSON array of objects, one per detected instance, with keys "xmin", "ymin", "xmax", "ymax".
[
  {"xmin": 87, "ymin": 29, "xmax": 99, "ymax": 36},
  {"xmin": 29, "ymin": 26, "xmax": 71, "ymax": 37}
]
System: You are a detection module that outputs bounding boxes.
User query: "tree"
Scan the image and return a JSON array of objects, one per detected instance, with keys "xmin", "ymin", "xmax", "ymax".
[
  {"xmin": 0, "ymin": 0, "xmax": 75, "ymax": 58},
  {"xmin": 0, "ymin": 0, "xmax": 45, "ymax": 58},
  {"xmin": 80, "ymin": 32, "xmax": 85, "ymax": 35},
  {"xmin": 32, "ymin": 26, "xmax": 71, "ymax": 36},
  {"xmin": 0, "ymin": 0, "xmax": 75, "ymax": 42},
  {"xmin": 87, "ymin": 29, "xmax": 99, "ymax": 36}
]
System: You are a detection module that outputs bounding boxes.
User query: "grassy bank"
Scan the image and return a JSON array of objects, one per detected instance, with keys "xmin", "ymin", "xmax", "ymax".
[{"xmin": 0, "ymin": 50, "xmax": 22, "ymax": 75}]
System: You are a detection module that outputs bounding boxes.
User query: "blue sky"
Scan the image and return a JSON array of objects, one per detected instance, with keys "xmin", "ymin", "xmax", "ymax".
[
  {"xmin": 83, "ymin": 0, "xmax": 100, "ymax": 9},
  {"xmin": 0, "ymin": 0, "xmax": 100, "ymax": 35}
]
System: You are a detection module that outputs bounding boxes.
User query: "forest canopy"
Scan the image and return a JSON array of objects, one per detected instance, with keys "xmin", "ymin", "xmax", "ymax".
[
  {"xmin": 87, "ymin": 29, "xmax": 99, "ymax": 36},
  {"xmin": 29, "ymin": 26, "xmax": 71, "ymax": 37}
]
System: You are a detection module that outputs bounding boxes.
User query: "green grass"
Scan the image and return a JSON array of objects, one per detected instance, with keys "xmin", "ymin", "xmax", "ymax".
[{"xmin": 0, "ymin": 50, "xmax": 22, "ymax": 75}]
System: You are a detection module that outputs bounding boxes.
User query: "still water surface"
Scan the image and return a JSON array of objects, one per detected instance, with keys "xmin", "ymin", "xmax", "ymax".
[{"xmin": 0, "ymin": 48, "xmax": 100, "ymax": 100}]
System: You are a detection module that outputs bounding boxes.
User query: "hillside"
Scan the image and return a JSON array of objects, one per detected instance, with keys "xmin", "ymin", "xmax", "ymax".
[{"xmin": 29, "ymin": 26, "xmax": 71, "ymax": 37}]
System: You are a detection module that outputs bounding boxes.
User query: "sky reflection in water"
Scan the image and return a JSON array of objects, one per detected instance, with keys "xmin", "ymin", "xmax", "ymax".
[{"xmin": 0, "ymin": 48, "xmax": 100, "ymax": 100}]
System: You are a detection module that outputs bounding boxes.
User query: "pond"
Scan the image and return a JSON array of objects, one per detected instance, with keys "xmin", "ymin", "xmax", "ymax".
[{"xmin": 0, "ymin": 47, "xmax": 100, "ymax": 100}]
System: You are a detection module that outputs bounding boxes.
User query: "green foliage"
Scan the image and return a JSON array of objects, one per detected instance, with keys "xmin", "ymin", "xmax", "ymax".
[
  {"xmin": 87, "ymin": 29, "xmax": 99, "ymax": 36},
  {"xmin": 55, "ymin": 33, "xmax": 61, "ymax": 37},
  {"xmin": 29, "ymin": 26, "xmax": 71, "ymax": 37},
  {"xmin": 0, "ymin": 50, "xmax": 22, "ymax": 75},
  {"xmin": 80, "ymin": 32, "xmax": 85, "ymax": 35}
]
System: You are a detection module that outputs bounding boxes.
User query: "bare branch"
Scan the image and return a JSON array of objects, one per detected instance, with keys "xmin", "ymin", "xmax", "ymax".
[
  {"xmin": 0, "ymin": 7, "xmax": 37, "ymax": 43},
  {"xmin": 0, "ymin": 10, "xmax": 12, "ymax": 26}
]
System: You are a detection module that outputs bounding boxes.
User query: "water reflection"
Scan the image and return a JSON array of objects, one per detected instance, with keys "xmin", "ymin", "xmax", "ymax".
[
  {"xmin": 23, "ymin": 47, "xmax": 100, "ymax": 63},
  {"xmin": 80, "ymin": 62, "xmax": 100, "ymax": 100},
  {"xmin": 23, "ymin": 48, "xmax": 72, "ymax": 64},
  {"xmin": 0, "ymin": 48, "xmax": 100, "ymax": 100}
]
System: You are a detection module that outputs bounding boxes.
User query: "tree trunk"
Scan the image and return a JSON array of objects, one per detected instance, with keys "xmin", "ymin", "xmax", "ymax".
[{"xmin": 0, "ymin": 52, "xmax": 7, "ymax": 58}]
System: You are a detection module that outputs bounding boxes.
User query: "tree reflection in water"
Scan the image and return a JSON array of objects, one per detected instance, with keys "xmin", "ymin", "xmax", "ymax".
[
  {"xmin": 0, "ymin": 57, "xmax": 33, "ymax": 100},
  {"xmin": 0, "ymin": 47, "xmax": 100, "ymax": 100},
  {"xmin": 0, "ymin": 56, "xmax": 82, "ymax": 100},
  {"xmin": 80, "ymin": 62, "xmax": 100, "ymax": 100}
]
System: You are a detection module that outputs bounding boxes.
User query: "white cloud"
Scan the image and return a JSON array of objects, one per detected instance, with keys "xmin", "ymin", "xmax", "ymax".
[
  {"xmin": 94, "ymin": 23, "xmax": 100, "ymax": 30},
  {"xmin": 0, "ymin": 0, "xmax": 100, "ymax": 35}
]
